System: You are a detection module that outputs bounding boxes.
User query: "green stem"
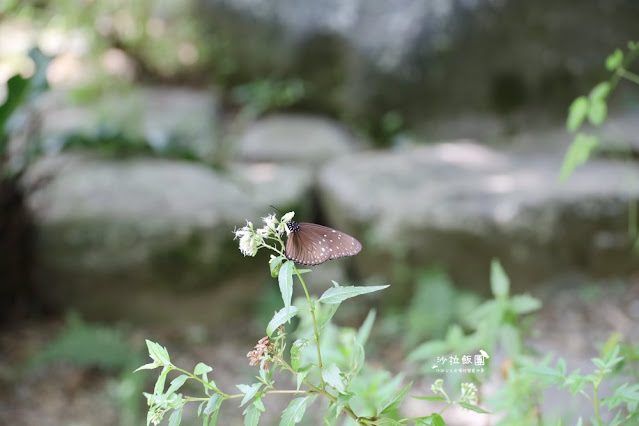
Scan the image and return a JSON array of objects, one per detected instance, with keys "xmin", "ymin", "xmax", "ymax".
[
  {"xmin": 619, "ymin": 69, "xmax": 639, "ymax": 85},
  {"xmin": 173, "ymin": 366, "xmax": 228, "ymax": 398},
  {"xmin": 293, "ymin": 265, "xmax": 326, "ymax": 389}
]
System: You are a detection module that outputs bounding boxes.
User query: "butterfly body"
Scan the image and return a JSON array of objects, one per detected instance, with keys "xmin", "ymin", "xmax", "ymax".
[{"xmin": 285, "ymin": 221, "xmax": 362, "ymax": 265}]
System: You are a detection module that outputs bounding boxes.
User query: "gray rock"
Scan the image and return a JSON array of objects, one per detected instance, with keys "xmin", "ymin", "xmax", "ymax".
[
  {"xmin": 318, "ymin": 141, "xmax": 639, "ymax": 295},
  {"xmin": 38, "ymin": 87, "xmax": 220, "ymax": 161},
  {"xmin": 237, "ymin": 114, "xmax": 358, "ymax": 164},
  {"xmin": 24, "ymin": 154, "xmax": 314, "ymax": 322},
  {"xmin": 197, "ymin": 0, "xmax": 638, "ymax": 123}
]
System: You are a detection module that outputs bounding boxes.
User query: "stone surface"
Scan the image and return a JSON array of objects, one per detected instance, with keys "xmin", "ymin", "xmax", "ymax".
[
  {"xmin": 237, "ymin": 114, "xmax": 359, "ymax": 164},
  {"xmin": 37, "ymin": 87, "xmax": 220, "ymax": 161},
  {"xmin": 318, "ymin": 140, "xmax": 639, "ymax": 297},
  {"xmin": 197, "ymin": 0, "xmax": 639, "ymax": 124},
  {"xmin": 23, "ymin": 154, "xmax": 314, "ymax": 322}
]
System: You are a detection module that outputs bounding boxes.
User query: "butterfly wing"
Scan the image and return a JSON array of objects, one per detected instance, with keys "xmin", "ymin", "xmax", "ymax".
[{"xmin": 285, "ymin": 223, "xmax": 362, "ymax": 265}]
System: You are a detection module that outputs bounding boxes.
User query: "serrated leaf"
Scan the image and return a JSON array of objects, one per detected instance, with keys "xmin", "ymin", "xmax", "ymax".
[
  {"xmin": 566, "ymin": 96, "xmax": 589, "ymax": 132},
  {"xmin": 605, "ymin": 49, "xmax": 623, "ymax": 71},
  {"xmin": 279, "ymin": 261, "xmax": 294, "ymax": 312},
  {"xmin": 459, "ymin": 402, "xmax": 491, "ymax": 414},
  {"xmin": 589, "ymin": 82, "xmax": 611, "ymax": 101},
  {"xmin": 146, "ymin": 340, "xmax": 171, "ymax": 365},
  {"xmin": 243, "ymin": 403, "xmax": 262, "ymax": 426},
  {"xmin": 280, "ymin": 395, "xmax": 316, "ymax": 426},
  {"xmin": 194, "ymin": 362, "xmax": 213, "ymax": 376},
  {"xmin": 356, "ymin": 309, "xmax": 376, "ymax": 346},
  {"xmin": 322, "ymin": 363, "xmax": 346, "ymax": 393},
  {"xmin": 270, "ymin": 255, "xmax": 285, "ymax": 278},
  {"xmin": 490, "ymin": 259, "xmax": 509, "ymax": 298},
  {"xmin": 237, "ymin": 383, "xmax": 262, "ymax": 407},
  {"xmin": 559, "ymin": 133, "xmax": 599, "ymax": 181},
  {"xmin": 587, "ymin": 99, "xmax": 607, "ymax": 126},
  {"xmin": 166, "ymin": 374, "xmax": 189, "ymax": 396},
  {"xmin": 267, "ymin": 306, "xmax": 299, "ymax": 337},
  {"xmin": 411, "ymin": 395, "xmax": 447, "ymax": 402},
  {"xmin": 379, "ymin": 381, "xmax": 412, "ymax": 415},
  {"xmin": 168, "ymin": 405, "xmax": 183, "ymax": 426},
  {"xmin": 318, "ymin": 284, "xmax": 389, "ymax": 304}
]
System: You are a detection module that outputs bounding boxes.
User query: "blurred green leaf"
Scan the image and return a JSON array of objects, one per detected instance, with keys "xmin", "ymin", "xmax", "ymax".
[
  {"xmin": 322, "ymin": 364, "xmax": 346, "ymax": 394},
  {"xmin": 490, "ymin": 259, "xmax": 509, "ymax": 298},
  {"xmin": 0, "ymin": 74, "xmax": 30, "ymax": 148},
  {"xmin": 587, "ymin": 99, "xmax": 607, "ymax": 126},
  {"xmin": 379, "ymin": 381, "xmax": 412, "ymax": 415},
  {"xmin": 566, "ymin": 96, "xmax": 589, "ymax": 132},
  {"xmin": 270, "ymin": 255, "xmax": 285, "ymax": 278},
  {"xmin": 458, "ymin": 402, "xmax": 490, "ymax": 414},
  {"xmin": 242, "ymin": 402, "xmax": 262, "ymax": 426},
  {"xmin": 280, "ymin": 395, "xmax": 315, "ymax": 426},
  {"xmin": 606, "ymin": 49, "xmax": 624, "ymax": 71},
  {"xmin": 509, "ymin": 294, "xmax": 542, "ymax": 314},
  {"xmin": 589, "ymin": 82, "xmax": 611, "ymax": 101},
  {"xmin": 194, "ymin": 362, "xmax": 213, "ymax": 376},
  {"xmin": 559, "ymin": 133, "xmax": 599, "ymax": 181},
  {"xmin": 356, "ymin": 309, "xmax": 376, "ymax": 346}
]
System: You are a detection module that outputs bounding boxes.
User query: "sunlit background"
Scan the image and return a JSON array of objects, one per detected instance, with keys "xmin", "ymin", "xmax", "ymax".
[{"xmin": 1, "ymin": 1, "xmax": 639, "ymax": 425}]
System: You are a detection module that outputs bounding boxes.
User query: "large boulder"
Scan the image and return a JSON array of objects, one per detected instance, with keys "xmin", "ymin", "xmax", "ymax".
[
  {"xmin": 24, "ymin": 154, "xmax": 314, "ymax": 323},
  {"xmin": 197, "ymin": 0, "xmax": 638, "ymax": 126},
  {"xmin": 318, "ymin": 141, "xmax": 639, "ymax": 300}
]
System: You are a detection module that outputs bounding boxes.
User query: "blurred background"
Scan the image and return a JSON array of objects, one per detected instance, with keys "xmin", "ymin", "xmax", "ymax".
[{"xmin": 1, "ymin": 0, "xmax": 638, "ymax": 425}]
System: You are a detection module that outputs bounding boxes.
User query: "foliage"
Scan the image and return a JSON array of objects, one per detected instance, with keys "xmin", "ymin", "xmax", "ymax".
[
  {"xmin": 0, "ymin": 47, "xmax": 51, "ymax": 177},
  {"xmin": 28, "ymin": 312, "xmax": 146, "ymax": 425},
  {"xmin": 138, "ymin": 212, "xmax": 489, "ymax": 425},
  {"xmin": 560, "ymin": 41, "xmax": 639, "ymax": 181}
]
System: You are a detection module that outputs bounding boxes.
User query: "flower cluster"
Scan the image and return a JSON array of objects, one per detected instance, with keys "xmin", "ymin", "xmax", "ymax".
[
  {"xmin": 460, "ymin": 382, "xmax": 478, "ymax": 405},
  {"xmin": 233, "ymin": 211, "xmax": 294, "ymax": 257},
  {"xmin": 247, "ymin": 336, "xmax": 272, "ymax": 369}
]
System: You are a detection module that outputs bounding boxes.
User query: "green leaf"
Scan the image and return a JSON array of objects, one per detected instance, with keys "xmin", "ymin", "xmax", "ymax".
[
  {"xmin": 270, "ymin": 255, "xmax": 285, "ymax": 278},
  {"xmin": 146, "ymin": 340, "xmax": 171, "ymax": 365},
  {"xmin": 243, "ymin": 403, "xmax": 262, "ymax": 426},
  {"xmin": 379, "ymin": 381, "xmax": 412, "ymax": 415},
  {"xmin": 490, "ymin": 259, "xmax": 509, "ymax": 298},
  {"xmin": 166, "ymin": 374, "xmax": 189, "ymax": 396},
  {"xmin": 237, "ymin": 383, "xmax": 262, "ymax": 407},
  {"xmin": 356, "ymin": 309, "xmax": 376, "ymax": 346},
  {"xmin": 351, "ymin": 341, "xmax": 365, "ymax": 377},
  {"xmin": 267, "ymin": 306, "xmax": 299, "ymax": 337},
  {"xmin": 566, "ymin": 96, "xmax": 589, "ymax": 132},
  {"xmin": 589, "ymin": 82, "xmax": 611, "ymax": 102},
  {"xmin": 205, "ymin": 394, "xmax": 223, "ymax": 426},
  {"xmin": 317, "ymin": 301, "xmax": 340, "ymax": 331},
  {"xmin": 296, "ymin": 366, "xmax": 310, "ymax": 391},
  {"xmin": 605, "ymin": 49, "xmax": 624, "ymax": 71},
  {"xmin": 458, "ymin": 402, "xmax": 491, "ymax": 414},
  {"xmin": 135, "ymin": 362, "xmax": 159, "ymax": 372},
  {"xmin": 0, "ymin": 74, "xmax": 30, "ymax": 141},
  {"xmin": 411, "ymin": 395, "xmax": 447, "ymax": 402},
  {"xmin": 168, "ymin": 404, "xmax": 183, "ymax": 426},
  {"xmin": 279, "ymin": 261, "xmax": 295, "ymax": 312},
  {"xmin": 154, "ymin": 365, "xmax": 171, "ymax": 395},
  {"xmin": 559, "ymin": 133, "xmax": 599, "ymax": 181},
  {"xmin": 194, "ymin": 362, "xmax": 213, "ymax": 376},
  {"xmin": 280, "ymin": 395, "xmax": 316, "ymax": 426},
  {"xmin": 587, "ymin": 99, "xmax": 607, "ymax": 126},
  {"xmin": 291, "ymin": 339, "xmax": 309, "ymax": 371},
  {"xmin": 318, "ymin": 283, "xmax": 389, "ymax": 304},
  {"xmin": 415, "ymin": 413, "xmax": 445, "ymax": 426},
  {"xmin": 322, "ymin": 363, "xmax": 346, "ymax": 394},
  {"xmin": 509, "ymin": 294, "xmax": 541, "ymax": 314}
]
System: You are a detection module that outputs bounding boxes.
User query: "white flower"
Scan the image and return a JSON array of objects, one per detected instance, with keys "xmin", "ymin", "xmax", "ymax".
[
  {"xmin": 278, "ymin": 211, "xmax": 295, "ymax": 234},
  {"xmin": 234, "ymin": 220, "xmax": 263, "ymax": 256},
  {"xmin": 262, "ymin": 213, "xmax": 278, "ymax": 231},
  {"xmin": 460, "ymin": 382, "xmax": 478, "ymax": 405}
]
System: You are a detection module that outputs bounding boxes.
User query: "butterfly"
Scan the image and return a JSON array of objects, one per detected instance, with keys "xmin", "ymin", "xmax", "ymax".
[{"xmin": 285, "ymin": 221, "xmax": 362, "ymax": 265}]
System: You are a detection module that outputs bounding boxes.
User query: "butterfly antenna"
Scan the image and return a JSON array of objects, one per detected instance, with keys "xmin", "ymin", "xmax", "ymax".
[{"xmin": 269, "ymin": 205, "xmax": 283, "ymax": 214}]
